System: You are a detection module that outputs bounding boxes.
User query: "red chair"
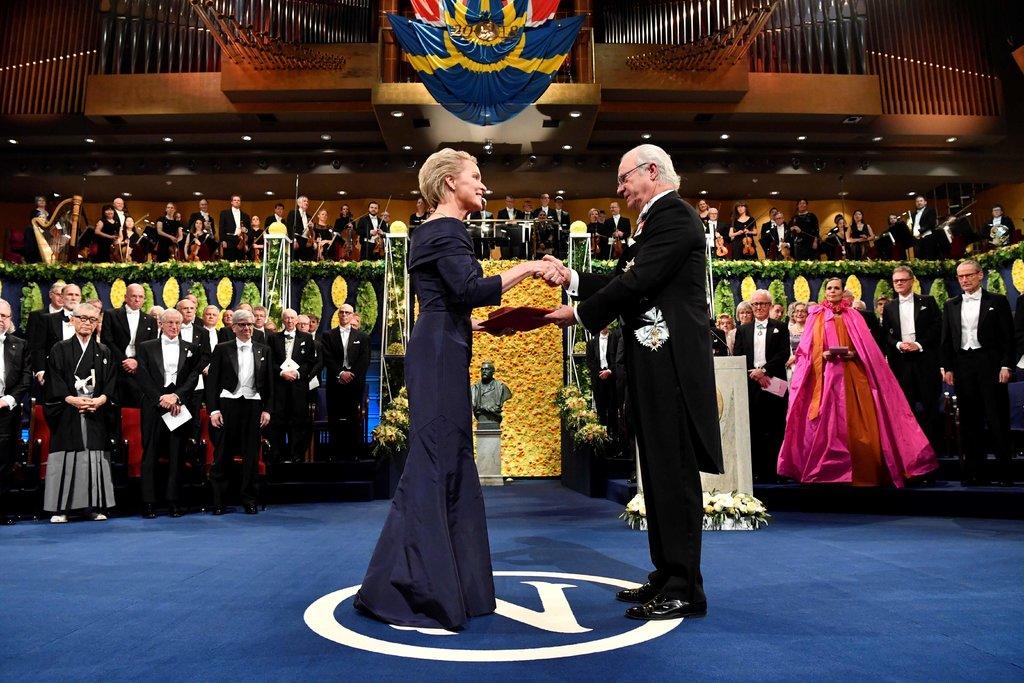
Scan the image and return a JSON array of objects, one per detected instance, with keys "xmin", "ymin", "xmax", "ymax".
[
  {"xmin": 29, "ymin": 402, "xmax": 51, "ymax": 480},
  {"xmin": 120, "ymin": 407, "xmax": 144, "ymax": 478}
]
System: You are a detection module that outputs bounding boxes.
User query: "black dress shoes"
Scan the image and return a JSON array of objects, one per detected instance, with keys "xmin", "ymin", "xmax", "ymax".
[
  {"xmin": 2, "ymin": 516, "xmax": 16, "ymax": 525},
  {"xmin": 616, "ymin": 582, "xmax": 661, "ymax": 604},
  {"xmin": 243, "ymin": 504, "xmax": 258, "ymax": 515},
  {"xmin": 212, "ymin": 506, "xmax": 226, "ymax": 516},
  {"xmin": 169, "ymin": 505, "xmax": 183, "ymax": 518},
  {"xmin": 142, "ymin": 504, "xmax": 157, "ymax": 520},
  {"xmin": 625, "ymin": 595, "xmax": 708, "ymax": 621}
]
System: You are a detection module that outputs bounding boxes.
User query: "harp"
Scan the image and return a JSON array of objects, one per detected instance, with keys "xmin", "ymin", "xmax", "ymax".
[{"xmin": 30, "ymin": 195, "xmax": 84, "ymax": 264}]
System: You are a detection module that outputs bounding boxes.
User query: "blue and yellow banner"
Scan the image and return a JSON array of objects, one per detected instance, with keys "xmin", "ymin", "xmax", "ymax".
[{"xmin": 388, "ymin": 0, "xmax": 584, "ymax": 125}]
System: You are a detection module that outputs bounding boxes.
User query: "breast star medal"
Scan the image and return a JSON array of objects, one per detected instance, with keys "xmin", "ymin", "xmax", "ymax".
[
  {"xmin": 622, "ymin": 258, "xmax": 635, "ymax": 272},
  {"xmin": 634, "ymin": 306, "xmax": 669, "ymax": 350}
]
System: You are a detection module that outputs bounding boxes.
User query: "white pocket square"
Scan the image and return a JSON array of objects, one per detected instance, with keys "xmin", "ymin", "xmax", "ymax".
[
  {"xmin": 989, "ymin": 307, "xmax": 995, "ymax": 311},
  {"xmin": 353, "ymin": 340, "xmax": 361, "ymax": 344},
  {"xmin": 920, "ymin": 306, "xmax": 927, "ymax": 310}
]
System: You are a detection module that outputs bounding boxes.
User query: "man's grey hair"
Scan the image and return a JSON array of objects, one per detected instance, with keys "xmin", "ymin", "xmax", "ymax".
[
  {"xmin": 73, "ymin": 303, "xmax": 99, "ymax": 317},
  {"xmin": 161, "ymin": 308, "xmax": 183, "ymax": 323},
  {"xmin": 628, "ymin": 144, "xmax": 681, "ymax": 189},
  {"xmin": 282, "ymin": 308, "xmax": 297, "ymax": 317},
  {"xmin": 893, "ymin": 265, "xmax": 914, "ymax": 279},
  {"xmin": 750, "ymin": 289, "xmax": 773, "ymax": 303},
  {"xmin": 232, "ymin": 310, "xmax": 255, "ymax": 325},
  {"xmin": 49, "ymin": 281, "xmax": 66, "ymax": 295},
  {"xmin": 957, "ymin": 258, "xmax": 983, "ymax": 273},
  {"xmin": 0, "ymin": 298, "xmax": 10, "ymax": 315}
]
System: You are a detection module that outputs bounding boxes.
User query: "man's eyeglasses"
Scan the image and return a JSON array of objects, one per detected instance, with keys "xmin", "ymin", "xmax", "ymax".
[
  {"xmin": 617, "ymin": 162, "xmax": 650, "ymax": 186},
  {"xmin": 956, "ymin": 271, "xmax": 982, "ymax": 280},
  {"xmin": 234, "ymin": 322, "xmax": 254, "ymax": 328},
  {"xmin": 750, "ymin": 302, "xmax": 771, "ymax": 307},
  {"xmin": 74, "ymin": 315, "xmax": 99, "ymax": 323},
  {"xmin": 892, "ymin": 277, "xmax": 913, "ymax": 284}
]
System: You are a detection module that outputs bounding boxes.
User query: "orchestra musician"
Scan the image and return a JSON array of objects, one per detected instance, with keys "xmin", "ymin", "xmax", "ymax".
[
  {"xmin": 759, "ymin": 209, "xmax": 792, "ymax": 261},
  {"xmin": 789, "ymin": 199, "xmax": 819, "ymax": 260},
  {"xmin": 247, "ymin": 215, "xmax": 264, "ymax": 262},
  {"xmin": 313, "ymin": 209, "xmax": 333, "ymax": 261},
  {"xmin": 845, "ymin": 209, "xmax": 875, "ymax": 260},
  {"xmin": 287, "ymin": 196, "xmax": 315, "ymax": 261},
  {"xmin": 125, "ymin": 216, "xmax": 154, "ymax": 263},
  {"xmin": 356, "ymin": 201, "xmax": 386, "ymax": 261},
  {"xmin": 820, "ymin": 214, "xmax": 848, "ymax": 260},
  {"xmin": 696, "ymin": 198, "xmax": 710, "ymax": 225},
  {"xmin": 265, "ymin": 202, "xmax": 286, "ymax": 231},
  {"xmin": 728, "ymin": 202, "xmax": 757, "ymax": 260},
  {"xmin": 875, "ymin": 213, "xmax": 913, "ymax": 260},
  {"xmin": 909, "ymin": 195, "xmax": 941, "ymax": 259},
  {"xmin": 112, "ymin": 197, "xmax": 128, "ymax": 229},
  {"xmin": 185, "ymin": 216, "xmax": 216, "ymax": 262},
  {"xmin": 91, "ymin": 204, "xmax": 121, "ymax": 263},
  {"xmin": 219, "ymin": 198, "xmax": 249, "ymax": 262},
  {"xmin": 409, "ymin": 197, "xmax": 429, "ymax": 230},
  {"xmin": 20, "ymin": 195, "xmax": 48, "ymax": 263},
  {"xmin": 603, "ymin": 201, "xmax": 631, "ymax": 260},
  {"xmin": 186, "ymin": 198, "xmax": 215, "ymax": 240},
  {"xmin": 332, "ymin": 204, "xmax": 359, "ymax": 261},
  {"xmin": 985, "ymin": 204, "xmax": 1017, "ymax": 250},
  {"xmin": 155, "ymin": 203, "xmax": 183, "ymax": 261}
]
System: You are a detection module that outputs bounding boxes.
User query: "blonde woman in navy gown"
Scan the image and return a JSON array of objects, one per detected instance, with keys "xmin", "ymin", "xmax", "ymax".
[{"xmin": 355, "ymin": 149, "xmax": 562, "ymax": 630}]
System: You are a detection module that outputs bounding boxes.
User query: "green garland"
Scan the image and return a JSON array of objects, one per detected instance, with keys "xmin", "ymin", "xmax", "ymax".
[
  {"xmin": 873, "ymin": 279, "xmax": 895, "ymax": 304},
  {"xmin": 141, "ymin": 283, "xmax": 155, "ymax": 311},
  {"xmin": 713, "ymin": 280, "xmax": 735, "ymax": 316},
  {"xmin": 0, "ymin": 259, "xmax": 386, "ymax": 283},
  {"xmin": 20, "ymin": 284, "xmax": 42, "ymax": 331},
  {"xmin": 299, "ymin": 279, "xmax": 324, "ymax": 319},
  {"xmin": 768, "ymin": 279, "xmax": 788, "ymax": 318},
  {"xmin": 987, "ymin": 271, "xmax": 1007, "ymax": 295},
  {"xmin": 356, "ymin": 281, "xmax": 379, "ymax": 332},
  {"xmin": 239, "ymin": 282, "xmax": 261, "ymax": 308},
  {"xmin": 81, "ymin": 282, "xmax": 99, "ymax": 303},
  {"xmin": 816, "ymin": 280, "xmax": 828, "ymax": 302},
  {"xmin": 189, "ymin": 281, "xmax": 209, "ymax": 312},
  {"xmin": 591, "ymin": 244, "xmax": 1024, "ymax": 279},
  {"xmin": 928, "ymin": 278, "xmax": 949, "ymax": 309}
]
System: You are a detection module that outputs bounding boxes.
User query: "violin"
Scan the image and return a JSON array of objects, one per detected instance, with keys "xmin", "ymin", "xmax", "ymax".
[
  {"xmin": 338, "ymin": 220, "xmax": 361, "ymax": 261},
  {"xmin": 187, "ymin": 232, "xmax": 203, "ymax": 262},
  {"xmin": 741, "ymin": 233, "xmax": 756, "ymax": 256},
  {"xmin": 715, "ymin": 232, "xmax": 730, "ymax": 258},
  {"xmin": 611, "ymin": 231, "xmax": 624, "ymax": 258}
]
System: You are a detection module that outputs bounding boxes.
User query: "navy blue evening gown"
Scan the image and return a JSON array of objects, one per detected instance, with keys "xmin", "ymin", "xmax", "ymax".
[{"xmin": 354, "ymin": 217, "xmax": 503, "ymax": 630}]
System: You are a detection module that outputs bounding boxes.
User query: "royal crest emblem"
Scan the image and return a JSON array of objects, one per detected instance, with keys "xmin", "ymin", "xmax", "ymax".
[{"xmin": 634, "ymin": 306, "xmax": 669, "ymax": 351}]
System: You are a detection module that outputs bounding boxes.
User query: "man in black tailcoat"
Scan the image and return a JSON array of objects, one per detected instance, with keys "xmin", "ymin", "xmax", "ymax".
[
  {"xmin": 940, "ymin": 259, "xmax": 1015, "ymax": 486},
  {"xmin": 268, "ymin": 308, "xmax": 318, "ymax": 463},
  {"xmin": 135, "ymin": 308, "xmax": 202, "ymax": 518},
  {"xmin": 0, "ymin": 299, "xmax": 31, "ymax": 525},
  {"xmin": 545, "ymin": 144, "xmax": 724, "ymax": 621},
  {"xmin": 206, "ymin": 310, "xmax": 273, "ymax": 514},
  {"xmin": 585, "ymin": 326, "xmax": 623, "ymax": 441},
  {"xmin": 882, "ymin": 266, "xmax": 943, "ymax": 451},
  {"xmin": 101, "ymin": 283, "xmax": 159, "ymax": 408},
  {"xmin": 320, "ymin": 304, "xmax": 371, "ymax": 456},
  {"xmin": 732, "ymin": 289, "xmax": 790, "ymax": 483}
]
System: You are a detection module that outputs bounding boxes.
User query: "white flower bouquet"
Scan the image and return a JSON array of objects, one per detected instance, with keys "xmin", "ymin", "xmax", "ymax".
[{"xmin": 620, "ymin": 490, "xmax": 771, "ymax": 531}]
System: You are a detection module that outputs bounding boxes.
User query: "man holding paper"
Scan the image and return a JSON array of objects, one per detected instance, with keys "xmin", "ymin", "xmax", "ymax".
[
  {"xmin": 268, "ymin": 309, "xmax": 318, "ymax": 463},
  {"xmin": 732, "ymin": 289, "xmax": 790, "ymax": 483},
  {"xmin": 135, "ymin": 308, "xmax": 203, "ymax": 519}
]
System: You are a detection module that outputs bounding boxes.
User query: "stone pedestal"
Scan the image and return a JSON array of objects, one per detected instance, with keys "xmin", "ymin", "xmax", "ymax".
[
  {"xmin": 700, "ymin": 356, "xmax": 754, "ymax": 496},
  {"xmin": 475, "ymin": 426, "xmax": 505, "ymax": 486}
]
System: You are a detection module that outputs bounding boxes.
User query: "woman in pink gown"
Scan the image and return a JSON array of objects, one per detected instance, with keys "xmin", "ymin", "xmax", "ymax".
[{"xmin": 778, "ymin": 278, "xmax": 938, "ymax": 487}]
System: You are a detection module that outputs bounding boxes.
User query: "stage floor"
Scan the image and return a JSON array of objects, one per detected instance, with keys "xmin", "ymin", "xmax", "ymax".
[{"xmin": 2, "ymin": 481, "xmax": 1021, "ymax": 680}]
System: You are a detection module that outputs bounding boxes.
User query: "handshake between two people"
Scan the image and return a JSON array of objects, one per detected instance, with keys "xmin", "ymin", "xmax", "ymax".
[{"xmin": 475, "ymin": 255, "xmax": 580, "ymax": 336}]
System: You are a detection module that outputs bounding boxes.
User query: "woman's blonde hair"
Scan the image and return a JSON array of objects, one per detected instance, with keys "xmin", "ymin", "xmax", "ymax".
[{"xmin": 419, "ymin": 148, "xmax": 477, "ymax": 209}]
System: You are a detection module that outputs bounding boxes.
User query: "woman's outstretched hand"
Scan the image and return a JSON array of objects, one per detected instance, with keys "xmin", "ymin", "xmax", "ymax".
[
  {"xmin": 527, "ymin": 258, "xmax": 567, "ymax": 287},
  {"xmin": 538, "ymin": 255, "xmax": 571, "ymax": 287}
]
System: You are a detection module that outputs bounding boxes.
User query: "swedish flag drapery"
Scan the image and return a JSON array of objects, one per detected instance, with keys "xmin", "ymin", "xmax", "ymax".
[{"xmin": 388, "ymin": 0, "xmax": 584, "ymax": 126}]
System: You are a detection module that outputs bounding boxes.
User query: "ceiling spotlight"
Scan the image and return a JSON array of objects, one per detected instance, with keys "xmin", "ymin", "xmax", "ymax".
[
  {"xmin": 84, "ymin": 137, "xmax": 95, "ymax": 143},
  {"xmin": 797, "ymin": 135, "xmax": 807, "ymax": 141},
  {"xmin": 946, "ymin": 136, "xmax": 958, "ymax": 143},
  {"xmin": 7, "ymin": 139, "xmax": 17, "ymax": 144},
  {"xmin": 402, "ymin": 145, "xmax": 412, "ymax": 151},
  {"xmin": 720, "ymin": 133, "xmax": 730, "ymax": 140},
  {"xmin": 257, "ymin": 158, "xmax": 269, "ymax": 170},
  {"xmin": 390, "ymin": 110, "xmax": 404, "ymax": 118},
  {"xmin": 641, "ymin": 133, "xmax": 652, "ymax": 140},
  {"xmin": 411, "ymin": 190, "xmax": 420, "ymax": 195},
  {"xmin": 770, "ymin": 191, "xmax": 780, "ymax": 196},
  {"xmin": 264, "ymin": 190, "xmax": 274, "ymax": 196},
  {"xmin": 556, "ymin": 189, "xmax": 565, "ymax": 195},
  {"xmin": 527, "ymin": 155, "xmax": 537, "ymax": 165},
  {"xmin": 872, "ymin": 136, "xmax": 883, "ymax": 142},
  {"xmin": 331, "ymin": 159, "xmax": 342, "ymax": 170},
  {"xmin": 907, "ymin": 191, "xmax": 916, "ymax": 196},
  {"xmin": 241, "ymin": 135, "xmax": 252, "ymax": 141},
  {"xmin": 791, "ymin": 157, "xmax": 801, "ymax": 170},
  {"xmin": 569, "ymin": 110, "xmax": 582, "ymax": 118},
  {"xmin": 859, "ymin": 159, "xmax": 870, "ymax": 170},
  {"xmin": 484, "ymin": 189, "xmax": 493, "ymax": 195},
  {"xmin": 162, "ymin": 136, "xmax": 173, "ymax": 143},
  {"xmin": 562, "ymin": 144, "xmax": 572, "ymax": 150},
  {"xmin": 483, "ymin": 139, "xmax": 494, "ymax": 155},
  {"xmin": 165, "ymin": 180, "xmax": 172, "ymax": 186},
  {"xmin": 699, "ymin": 190, "xmax": 708, "ymax": 195},
  {"xmin": 813, "ymin": 158, "xmax": 825, "ymax": 171},
  {"xmin": 838, "ymin": 191, "xmax": 850, "ymax": 197},
  {"xmin": 52, "ymin": 192, "xmax": 60, "ymax": 198},
  {"xmin": 193, "ymin": 191, "xmax": 203, "ymax": 197},
  {"xmin": 337, "ymin": 190, "xmax": 347, "ymax": 195},
  {"xmin": 320, "ymin": 133, "xmax": 332, "ymax": 141},
  {"xmin": 122, "ymin": 192, "xmax": 132, "ymax": 197}
]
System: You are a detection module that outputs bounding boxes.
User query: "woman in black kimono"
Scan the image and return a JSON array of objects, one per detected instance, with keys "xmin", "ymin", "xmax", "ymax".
[
  {"xmin": 355, "ymin": 148, "xmax": 560, "ymax": 630},
  {"xmin": 43, "ymin": 303, "xmax": 118, "ymax": 523}
]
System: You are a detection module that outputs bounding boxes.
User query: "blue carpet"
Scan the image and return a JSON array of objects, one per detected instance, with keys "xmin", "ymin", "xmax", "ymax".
[{"xmin": 2, "ymin": 481, "xmax": 1022, "ymax": 681}]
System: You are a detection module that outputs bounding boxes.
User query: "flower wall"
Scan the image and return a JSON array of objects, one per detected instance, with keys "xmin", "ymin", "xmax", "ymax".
[{"xmin": 471, "ymin": 261, "xmax": 564, "ymax": 478}]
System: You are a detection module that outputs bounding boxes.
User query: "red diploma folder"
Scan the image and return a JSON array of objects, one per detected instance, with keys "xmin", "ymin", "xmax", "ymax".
[{"xmin": 479, "ymin": 306, "xmax": 554, "ymax": 333}]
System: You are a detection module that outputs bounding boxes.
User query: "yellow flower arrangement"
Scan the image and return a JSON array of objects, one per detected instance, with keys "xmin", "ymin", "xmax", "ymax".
[{"xmin": 472, "ymin": 260, "xmax": 563, "ymax": 477}]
